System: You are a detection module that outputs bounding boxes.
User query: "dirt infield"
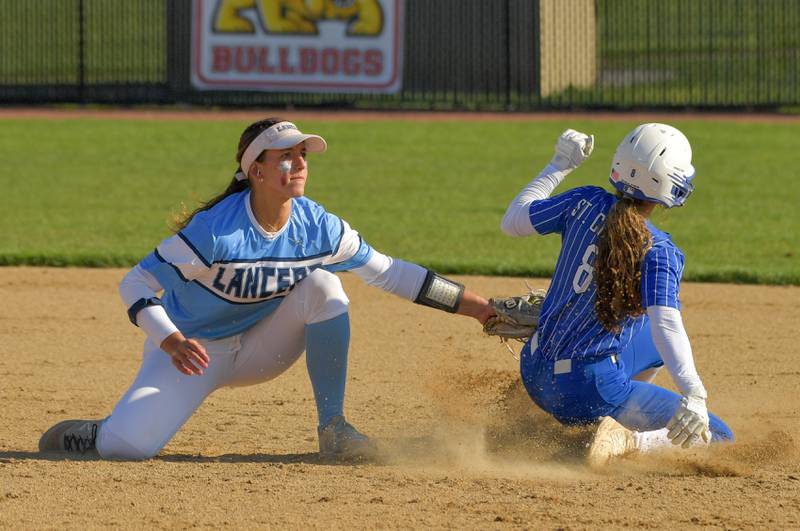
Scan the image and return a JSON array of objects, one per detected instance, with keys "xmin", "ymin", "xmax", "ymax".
[{"xmin": 1, "ymin": 268, "xmax": 798, "ymax": 529}]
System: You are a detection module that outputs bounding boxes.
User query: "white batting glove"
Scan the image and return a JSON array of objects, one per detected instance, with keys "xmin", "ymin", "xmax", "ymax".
[
  {"xmin": 550, "ymin": 129, "xmax": 594, "ymax": 171},
  {"xmin": 666, "ymin": 395, "xmax": 712, "ymax": 448}
]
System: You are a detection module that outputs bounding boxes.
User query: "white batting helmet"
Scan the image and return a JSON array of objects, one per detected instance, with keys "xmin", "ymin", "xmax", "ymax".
[{"xmin": 609, "ymin": 123, "xmax": 696, "ymax": 208}]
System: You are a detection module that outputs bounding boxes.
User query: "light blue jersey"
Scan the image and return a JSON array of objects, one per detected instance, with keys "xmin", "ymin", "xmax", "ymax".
[
  {"xmin": 529, "ymin": 186, "xmax": 684, "ymax": 361},
  {"xmin": 139, "ymin": 191, "xmax": 373, "ymax": 339}
]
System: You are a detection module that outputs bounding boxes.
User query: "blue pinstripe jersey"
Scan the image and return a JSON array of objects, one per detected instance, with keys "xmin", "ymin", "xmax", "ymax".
[
  {"xmin": 529, "ymin": 186, "xmax": 684, "ymax": 361},
  {"xmin": 139, "ymin": 191, "xmax": 373, "ymax": 339}
]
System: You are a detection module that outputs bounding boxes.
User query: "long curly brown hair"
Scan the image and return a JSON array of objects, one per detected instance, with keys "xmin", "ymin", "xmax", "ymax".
[
  {"xmin": 594, "ymin": 194, "xmax": 653, "ymax": 333},
  {"xmin": 173, "ymin": 117, "xmax": 284, "ymax": 231}
]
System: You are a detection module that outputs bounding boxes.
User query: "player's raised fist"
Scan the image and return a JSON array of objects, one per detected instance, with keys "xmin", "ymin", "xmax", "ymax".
[{"xmin": 551, "ymin": 128, "xmax": 594, "ymax": 171}]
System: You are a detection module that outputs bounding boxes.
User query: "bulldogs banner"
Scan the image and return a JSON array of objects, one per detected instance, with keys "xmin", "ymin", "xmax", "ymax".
[{"xmin": 191, "ymin": 0, "xmax": 403, "ymax": 93}]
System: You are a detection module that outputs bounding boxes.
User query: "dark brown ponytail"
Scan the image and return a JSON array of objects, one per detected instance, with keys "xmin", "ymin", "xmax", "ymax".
[{"xmin": 173, "ymin": 117, "xmax": 285, "ymax": 231}]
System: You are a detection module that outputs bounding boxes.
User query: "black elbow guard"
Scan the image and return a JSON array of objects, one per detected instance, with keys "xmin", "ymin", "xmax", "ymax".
[
  {"xmin": 414, "ymin": 270, "xmax": 464, "ymax": 313},
  {"xmin": 127, "ymin": 297, "xmax": 163, "ymax": 326}
]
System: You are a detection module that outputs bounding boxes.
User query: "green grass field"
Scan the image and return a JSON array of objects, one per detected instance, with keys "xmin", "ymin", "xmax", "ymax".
[{"xmin": 0, "ymin": 117, "xmax": 798, "ymax": 284}]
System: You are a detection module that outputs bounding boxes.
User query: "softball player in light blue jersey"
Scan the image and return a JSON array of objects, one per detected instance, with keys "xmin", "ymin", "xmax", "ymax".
[
  {"xmin": 501, "ymin": 125, "xmax": 733, "ymax": 466},
  {"xmin": 40, "ymin": 118, "xmax": 494, "ymax": 460}
]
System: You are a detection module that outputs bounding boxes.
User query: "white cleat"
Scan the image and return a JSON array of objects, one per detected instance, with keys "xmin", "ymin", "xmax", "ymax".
[
  {"xmin": 587, "ymin": 416, "xmax": 637, "ymax": 469},
  {"xmin": 39, "ymin": 419, "xmax": 101, "ymax": 456}
]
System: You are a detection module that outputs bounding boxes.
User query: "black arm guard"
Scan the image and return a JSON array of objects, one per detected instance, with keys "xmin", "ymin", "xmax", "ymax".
[{"xmin": 413, "ymin": 270, "xmax": 464, "ymax": 313}]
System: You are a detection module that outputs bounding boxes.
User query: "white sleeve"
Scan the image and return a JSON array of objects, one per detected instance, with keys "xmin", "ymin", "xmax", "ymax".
[
  {"xmin": 349, "ymin": 250, "xmax": 427, "ymax": 301},
  {"xmin": 501, "ymin": 163, "xmax": 573, "ymax": 237},
  {"xmin": 156, "ymin": 232, "xmax": 212, "ymax": 281},
  {"xmin": 647, "ymin": 305, "xmax": 707, "ymax": 399},
  {"xmin": 119, "ymin": 264, "xmax": 162, "ymax": 306},
  {"xmin": 119, "ymin": 265, "xmax": 179, "ymax": 347},
  {"xmin": 325, "ymin": 219, "xmax": 363, "ymax": 265}
]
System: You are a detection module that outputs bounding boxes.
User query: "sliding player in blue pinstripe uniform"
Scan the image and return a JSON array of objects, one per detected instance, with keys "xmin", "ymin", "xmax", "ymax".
[
  {"xmin": 39, "ymin": 118, "xmax": 494, "ymax": 460},
  {"xmin": 501, "ymin": 124, "xmax": 733, "ymax": 466}
]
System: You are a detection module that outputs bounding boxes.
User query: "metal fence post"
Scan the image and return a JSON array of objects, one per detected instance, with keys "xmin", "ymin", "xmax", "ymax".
[
  {"xmin": 505, "ymin": 0, "xmax": 512, "ymax": 109},
  {"xmin": 78, "ymin": 0, "xmax": 86, "ymax": 103}
]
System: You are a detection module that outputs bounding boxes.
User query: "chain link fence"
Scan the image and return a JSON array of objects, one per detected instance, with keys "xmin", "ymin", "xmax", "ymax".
[{"xmin": 1, "ymin": 0, "xmax": 798, "ymax": 109}]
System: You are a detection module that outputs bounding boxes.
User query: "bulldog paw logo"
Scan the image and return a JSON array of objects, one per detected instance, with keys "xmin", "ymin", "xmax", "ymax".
[{"xmin": 214, "ymin": 0, "xmax": 384, "ymax": 36}]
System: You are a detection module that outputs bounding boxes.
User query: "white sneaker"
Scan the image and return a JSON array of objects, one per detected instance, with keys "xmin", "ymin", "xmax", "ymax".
[
  {"xmin": 39, "ymin": 419, "xmax": 101, "ymax": 455},
  {"xmin": 317, "ymin": 416, "xmax": 377, "ymax": 461},
  {"xmin": 587, "ymin": 416, "xmax": 637, "ymax": 468}
]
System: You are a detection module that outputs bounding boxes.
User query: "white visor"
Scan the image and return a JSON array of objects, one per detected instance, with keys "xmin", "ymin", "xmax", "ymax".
[{"xmin": 237, "ymin": 121, "xmax": 327, "ymax": 181}]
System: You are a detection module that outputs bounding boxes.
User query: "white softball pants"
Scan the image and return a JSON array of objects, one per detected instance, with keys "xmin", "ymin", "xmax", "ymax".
[{"xmin": 96, "ymin": 269, "xmax": 349, "ymax": 460}]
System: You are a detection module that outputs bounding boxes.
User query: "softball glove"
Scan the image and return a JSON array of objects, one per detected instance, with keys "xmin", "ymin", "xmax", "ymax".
[{"xmin": 483, "ymin": 289, "xmax": 547, "ymax": 341}]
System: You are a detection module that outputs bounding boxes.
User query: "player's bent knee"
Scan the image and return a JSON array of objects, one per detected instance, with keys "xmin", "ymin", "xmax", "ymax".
[
  {"xmin": 301, "ymin": 269, "xmax": 349, "ymax": 323},
  {"xmin": 97, "ymin": 424, "xmax": 164, "ymax": 460},
  {"xmin": 304, "ymin": 268, "xmax": 345, "ymax": 295}
]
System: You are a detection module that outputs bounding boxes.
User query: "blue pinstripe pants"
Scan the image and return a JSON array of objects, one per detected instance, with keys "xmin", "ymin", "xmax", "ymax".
[{"xmin": 520, "ymin": 327, "xmax": 734, "ymax": 442}]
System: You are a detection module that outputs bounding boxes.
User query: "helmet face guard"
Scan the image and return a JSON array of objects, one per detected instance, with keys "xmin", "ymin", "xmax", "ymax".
[
  {"xmin": 609, "ymin": 123, "xmax": 696, "ymax": 208},
  {"xmin": 667, "ymin": 165, "xmax": 696, "ymax": 207}
]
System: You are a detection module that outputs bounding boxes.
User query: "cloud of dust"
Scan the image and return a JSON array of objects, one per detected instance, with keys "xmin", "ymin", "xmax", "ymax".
[
  {"xmin": 379, "ymin": 367, "xmax": 798, "ymax": 481},
  {"xmin": 377, "ymin": 368, "xmax": 595, "ymax": 481},
  {"xmin": 619, "ymin": 424, "xmax": 798, "ymax": 478}
]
